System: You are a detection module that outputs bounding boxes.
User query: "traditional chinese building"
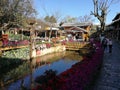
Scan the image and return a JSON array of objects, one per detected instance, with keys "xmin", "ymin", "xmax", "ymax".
[
  {"xmin": 106, "ymin": 13, "xmax": 120, "ymax": 40},
  {"xmin": 59, "ymin": 22, "xmax": 92, "ymax": 41}
]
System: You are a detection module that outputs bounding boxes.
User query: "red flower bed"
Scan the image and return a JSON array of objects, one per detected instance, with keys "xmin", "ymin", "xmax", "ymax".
[
  {"xmin": 46, "ymin": 43, "xmax": 51, "ymax": 48},
  {"xmin": 33, "ymin": 41, "xmax": 104, "ymax": 90}
]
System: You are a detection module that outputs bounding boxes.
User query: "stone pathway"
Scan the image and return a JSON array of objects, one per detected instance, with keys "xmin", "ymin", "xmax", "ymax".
[{"xmin": 93, "ymin": 40, "xmax": 120, "ymax": 90}]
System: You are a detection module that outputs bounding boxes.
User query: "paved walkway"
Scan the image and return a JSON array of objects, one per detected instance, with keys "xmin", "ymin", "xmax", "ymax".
[{"xmin": 93, "ymin": 40, "xmax": 120, "ymax": 90}]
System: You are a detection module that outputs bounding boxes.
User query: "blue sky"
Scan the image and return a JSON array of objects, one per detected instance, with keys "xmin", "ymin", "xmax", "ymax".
[{"xmin": 33, "ymin": 0, "xmax": 120, "ymax": 24}]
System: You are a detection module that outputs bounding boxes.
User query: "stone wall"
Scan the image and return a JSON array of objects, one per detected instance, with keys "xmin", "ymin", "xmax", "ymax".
[{"xmin": 34, "ymin": 45, "xmax": 66, "ymax": 57}]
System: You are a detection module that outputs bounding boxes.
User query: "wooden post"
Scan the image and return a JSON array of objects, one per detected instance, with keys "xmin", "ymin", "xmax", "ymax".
[
  {"xmin": 45, "ymin": 32, "xmax": 47, "ymax": 40},
  {"xmin": 21, "ymin": 28, "xmax": 23, "ymax": 40},
  {"xmin": 29, "ymin": 27, "xmax": 33, "ymax": 61},
  {"xmin": 29, "ymin": 23, "xmax": 36, "ymax": 61},
  {"xmin": 29, "ymin": 22, "xmax": 36, "ymax": 89}
]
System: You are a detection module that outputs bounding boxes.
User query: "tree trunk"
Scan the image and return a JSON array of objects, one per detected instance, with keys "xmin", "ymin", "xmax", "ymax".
[{"xmin": 100, "ymin": 21, "xmax": 105, "ymax": 32}]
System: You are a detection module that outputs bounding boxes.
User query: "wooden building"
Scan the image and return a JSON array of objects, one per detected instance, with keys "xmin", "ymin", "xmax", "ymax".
[
  {"xmin": 106, "ymin": 13, "xmax": 120, "ymax": 40},
  {"xmin": 59, "ymin": 22, "xmax": 92, "ymax": 41}
]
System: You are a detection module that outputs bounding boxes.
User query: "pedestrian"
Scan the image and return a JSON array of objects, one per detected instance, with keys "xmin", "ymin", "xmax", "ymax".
[
  {"xmin": 99, "ymin": 34, "xmax": 104, "ymax": 44},
  {"xmin": 102, "ymin": 37, "xmax": 108, "ymax": 52},
  {"xmin": 108, "ymin": 38, "xmax": 113, "ymax": 53}
]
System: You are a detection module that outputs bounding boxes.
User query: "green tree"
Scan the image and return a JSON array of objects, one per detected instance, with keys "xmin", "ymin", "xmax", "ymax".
[
  {"xmin": 44, "ymin": 16, "xmax": 50, "ymax": 22},
  {"xmin": 0, "ymin": 0, "xmax": 36, "ymax": 29},
  {"xmin": 44, "ymin": 15, "xmax": 57, "ymax": 23}
]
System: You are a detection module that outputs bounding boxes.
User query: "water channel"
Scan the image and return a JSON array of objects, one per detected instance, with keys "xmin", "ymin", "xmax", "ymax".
[{"xmin": 3, "ymin": 51, "xmax": 83, "ymax": 90}]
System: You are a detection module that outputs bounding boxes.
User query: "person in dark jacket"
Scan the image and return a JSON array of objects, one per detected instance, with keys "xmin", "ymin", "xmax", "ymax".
[
  {"xmin": 102, "ymin": 37, "xmax": 108, "ymax": 52},
  {"xmin": 108, "ymin": 39, "xmax": 113, "ymax": 53}
]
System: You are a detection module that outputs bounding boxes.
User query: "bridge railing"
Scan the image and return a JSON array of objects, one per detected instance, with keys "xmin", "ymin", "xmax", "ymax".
[{"xmin": 65, "ymin": 41, "xmax": 90, "ymax": 50}]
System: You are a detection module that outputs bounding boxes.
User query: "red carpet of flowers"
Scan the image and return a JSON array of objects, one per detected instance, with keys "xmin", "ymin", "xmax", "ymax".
[{"xmin": 32, "ymin": 41, "xmax": 104, "ymax": 90}]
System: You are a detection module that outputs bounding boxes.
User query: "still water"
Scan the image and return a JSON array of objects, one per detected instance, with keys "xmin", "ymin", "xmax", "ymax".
[{"xmin": 4, "ymin": 51, "xmax": 83, "ymax": 90}]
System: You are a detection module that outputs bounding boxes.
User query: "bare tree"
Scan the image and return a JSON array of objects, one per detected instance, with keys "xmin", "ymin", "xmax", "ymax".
[
  {"xmin": 91, "ymin": 0, "xmax": 119, "ymax": 32},
  {"xmin": 39, "ymin": 0, "xmax": 62, "ymax": 23},
  {"xmin": 78, "ymin": 15, "xmax": 94, "ymax": 23},
  {"xmin": 62, "ymin": 16, "xmax": 77, "ymax": 23},
  {"xmin": 52, "ymin": 11, "xmax": 62, "ymax": 23}
]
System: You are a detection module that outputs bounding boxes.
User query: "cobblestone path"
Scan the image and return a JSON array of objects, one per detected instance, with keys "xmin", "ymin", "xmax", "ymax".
[{"xmin": 93, "ymin": 40, "xmax": 120, "ymax": 90}]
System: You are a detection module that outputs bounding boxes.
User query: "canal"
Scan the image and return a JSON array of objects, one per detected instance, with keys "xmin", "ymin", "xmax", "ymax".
[{"xmin": 3, "ymin": 51, "xmax": 83, "ymax": 90}]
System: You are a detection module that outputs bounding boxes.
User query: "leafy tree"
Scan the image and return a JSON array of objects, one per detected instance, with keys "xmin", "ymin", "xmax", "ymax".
[
  {"xmin": 44, "ymin": 15, "xmax": 57, "ymax": 42},
  {"xmin": 44, "ymin": 15, "xmax": 57, "ymax": 23},
  {"xmin": 44, "ymin": 16, "xmax": 50, "ymax": 22},
  {"xmin": 50, "ymin": 16, "xmax": 57, "ymax": 23},
  {"xmin": 0, "ymin": 0, "xmax": 36, "ymax": 29}
]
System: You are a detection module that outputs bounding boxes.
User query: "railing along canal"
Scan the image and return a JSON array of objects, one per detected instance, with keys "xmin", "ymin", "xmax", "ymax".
[{"xmin": 65, "ymin": 41, "xmax": 89, "ymax": 51}]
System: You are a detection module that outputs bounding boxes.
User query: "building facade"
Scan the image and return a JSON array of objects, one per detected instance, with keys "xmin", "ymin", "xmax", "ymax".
[
  {"xmin": 107, "ymin": 13, "xmax": 120, "ymax": 40},
  {"xmin": 60, "ymin": 22, "xmax": 92, "ymax": 41}
]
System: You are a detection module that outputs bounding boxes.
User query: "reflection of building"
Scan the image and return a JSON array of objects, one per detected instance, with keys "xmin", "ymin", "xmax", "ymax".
[
  {"xmin": 59, "ymin": 22, "xmax": 92, "ymax": 41},
  {"xmin": 106, "ymin": 13, "xmax": 120, "ymax": 40}
]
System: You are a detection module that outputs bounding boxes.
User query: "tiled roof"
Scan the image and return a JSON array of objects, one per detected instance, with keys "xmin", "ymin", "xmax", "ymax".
[
  {"xmin": 108, "ymin": 18, "xmax": 120, "ymax": 26},
  {"xmin": 112, "ymin": 13, "xmax": 120, "ymax": 21},
  {"xmin": 66, "ymin": 26, "xmax": 88, "ymax": 32},
  {"xmin": 61, "ymin": 22, "xmax": 92, "ymax": 27}
]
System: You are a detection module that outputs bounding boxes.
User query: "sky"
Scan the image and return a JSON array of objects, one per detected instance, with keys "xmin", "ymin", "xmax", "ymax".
[{"xmin": 33, "ymin": 0, "xmax": 120, "ymax": 24}]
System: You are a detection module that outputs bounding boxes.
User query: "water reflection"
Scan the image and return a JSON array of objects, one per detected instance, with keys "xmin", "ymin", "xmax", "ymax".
[{"xmin": 4, "ymin": 51, "xmax": 83, "ymax": 90}]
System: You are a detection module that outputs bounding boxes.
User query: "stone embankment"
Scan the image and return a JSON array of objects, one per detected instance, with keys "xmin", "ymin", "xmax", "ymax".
[{"xmin": 31, "ymin": 44, "xmax": 66, "ymax": 58}]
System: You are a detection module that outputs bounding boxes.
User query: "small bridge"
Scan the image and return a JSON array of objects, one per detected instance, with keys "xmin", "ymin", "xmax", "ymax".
[{"xmin": 65, "ymin": 41, "xmax": 89, "ymax": 51}]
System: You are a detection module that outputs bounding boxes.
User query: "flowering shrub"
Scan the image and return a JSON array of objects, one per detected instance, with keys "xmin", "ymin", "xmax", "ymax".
[
  {"xmin": 2, "ymin": 40, "xmax": 29, "ymax": 47},
  {"xmin": 46, "ymin": 43, "xmax": 51, "ymax": 48},
  {"xmin": 61, "ymin": 40, "xmax": 67, "ymax": 45},
  {"xmin": 33, "ymin": 41, "xmax": 104, "ymax": 90}
]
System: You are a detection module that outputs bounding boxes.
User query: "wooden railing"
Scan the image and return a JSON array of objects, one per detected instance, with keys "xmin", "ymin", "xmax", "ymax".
[
  {"xmin": 0, "ymin": 45, "xmax": 28, "ymax": 51},
  {"xmin": 65, "ymin": 41, "xmax": 89, "ymax": 50}
]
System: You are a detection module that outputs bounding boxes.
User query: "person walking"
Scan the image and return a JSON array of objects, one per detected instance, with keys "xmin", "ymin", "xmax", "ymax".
[
  {"xmin": 102, "ymin": 37, "xmax": 108, "ymax": 52},
  {"xmin": 108, "ymin": 38, "xmax": 113, "ymax": 53}
]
